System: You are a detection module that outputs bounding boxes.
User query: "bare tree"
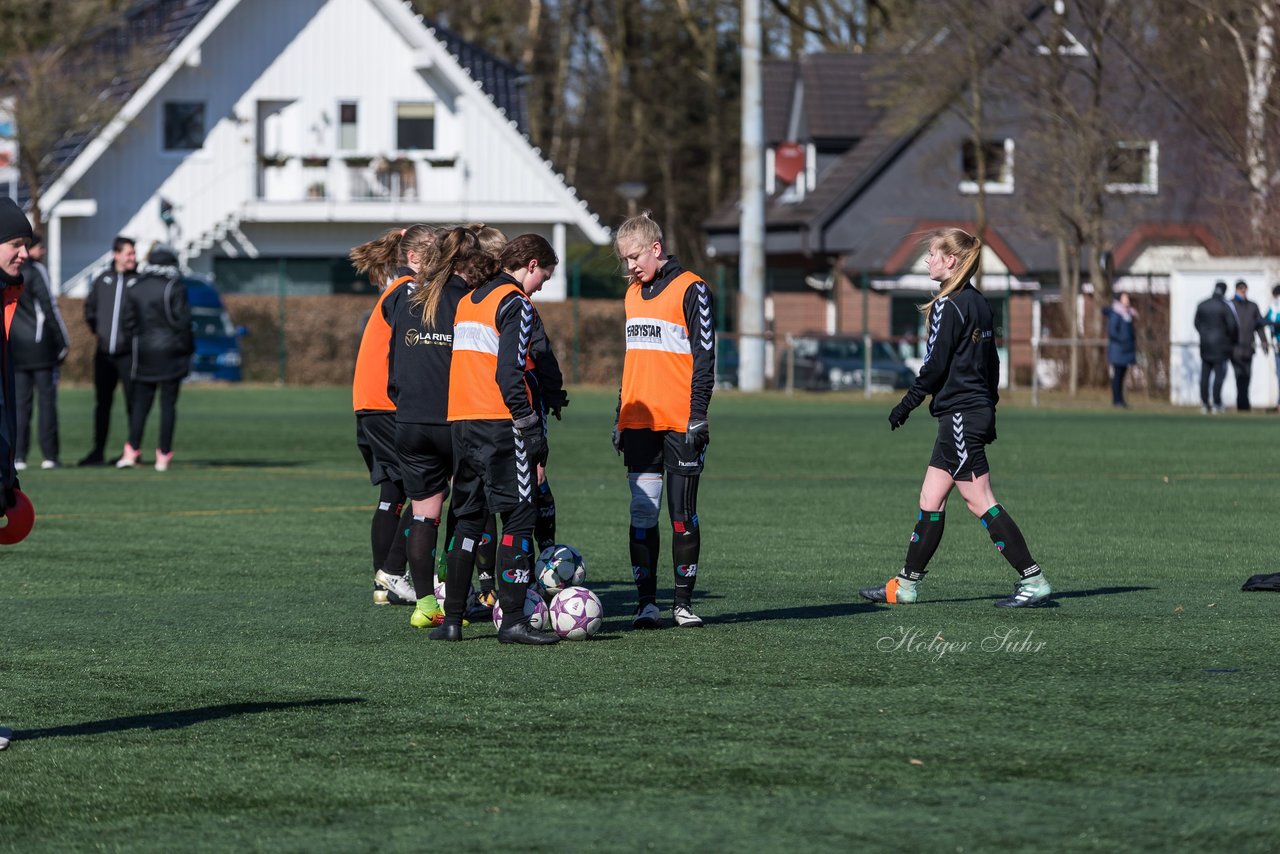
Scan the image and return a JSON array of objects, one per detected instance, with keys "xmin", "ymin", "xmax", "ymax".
[
  {"xmin": 0, "ymin": 0, "xmax": 151, "ymax": 230},
  {"xmin": 1163, "ymin": 0, "xmax": 1279, "ymax": 251}
]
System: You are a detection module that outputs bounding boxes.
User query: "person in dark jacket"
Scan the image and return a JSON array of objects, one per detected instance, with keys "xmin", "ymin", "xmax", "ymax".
[
  {"xmin": 80, "ymin": 236, "xmax": 138, "ymax": 465},
  {"xmin": 1229, "ymin": 280, "xmax": 1268, "ymax": 411},
  {"xmin": 0, "ymin": 197, "xmax": 35, "ymax": 752},
  {"xmin": 12, "ymin": 236, "xmax": 69, "ymax": 469},
  {"xmin": 1193, "ymin": 281, "xmax": 1239, "ymax": 414},
  {"xmin": 1103, "ymin": 292, "xmax": 1137, "ymax": 408},
  {"xmin": 859, "ymin": 227, "xmax": 1050, "ymax": 609},
  {"xmin": 116, "ymin": 244, "xmax": 193, "ymax": 471}
]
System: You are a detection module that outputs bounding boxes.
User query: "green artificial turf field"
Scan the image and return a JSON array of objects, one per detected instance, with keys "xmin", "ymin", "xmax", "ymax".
[{"xmin": 2, "ymin": 386, "xmax": 1277, "ymax": 852}]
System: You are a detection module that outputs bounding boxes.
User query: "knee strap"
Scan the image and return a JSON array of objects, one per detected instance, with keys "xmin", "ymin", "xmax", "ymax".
[{"xmin": 629, "ymin": 473, "xmax": 663, "ymax": 528}]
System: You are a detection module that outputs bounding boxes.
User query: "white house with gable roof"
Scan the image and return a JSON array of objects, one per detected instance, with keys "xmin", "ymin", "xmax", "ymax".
[{"xmin": 36, "ymin": 0, "xmax": 607, "ymax": 300}]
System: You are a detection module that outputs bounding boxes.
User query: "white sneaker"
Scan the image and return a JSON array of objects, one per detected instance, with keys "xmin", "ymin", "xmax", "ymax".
[
  {"xmin": 13, "ymin": 460, "xmax": 26, "ymax": 472},
  {"xmin": 0, "ymin": 725, "xmax": 11, "ymax": 750},
  {"xmin": 40, "ymin": 460, "xmax": 61, "ymax": 470},
  {"xmin": 673, "ymin": 603, "xmax": 705, "ymax": 628},
  {"xmin": 632, "ymin": 602, "xmax": 662, "ymax": 629},
  {"xmin": 116, "ymin": 444, "xmax": 140, "ymax": 469},
  {"xmin": 373, "ymin": 569, "xmax": 417, "ymax": 605},
  {"xmin": 154, "ymin": 450, "xmax": 173, "ymax": 472}
]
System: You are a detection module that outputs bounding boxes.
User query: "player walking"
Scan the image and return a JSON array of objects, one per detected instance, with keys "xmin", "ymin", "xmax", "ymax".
[
  {"xmin": 613, "ymin": 213, "xmax": 715, "ymax": 629},
  {"xmin": 859, "ymin": 227, "xmax": 1050, "ymax": 608},
  {"xmin": 431, "ymin": 234, "xmax": 561, "ymax": 644}
]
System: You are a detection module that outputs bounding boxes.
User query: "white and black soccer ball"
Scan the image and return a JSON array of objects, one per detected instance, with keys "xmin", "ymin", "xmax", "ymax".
[
  {"xmin": 491, "ymin": 587, "xmax": 551, "ymax": 631},
  {"xmin": 548, "ymin": 586, "xmax": 603, "ymax": 640},
  {"xmin": 434, "ymin": 576, "xmax": 477, "ymax": 613},
  {"xmin": 535, "ymin": 544, "xmax": 586, "ymax": 599}
]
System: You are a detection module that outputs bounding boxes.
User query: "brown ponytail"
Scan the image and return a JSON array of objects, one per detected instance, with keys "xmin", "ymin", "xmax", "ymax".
[
  {"xmin": 350, "ymin": 223, "xmax": 438, "ymax": 290},
  {"xmin": 409, "ymin": 227, "xmax": 500, "ymax": 328}
]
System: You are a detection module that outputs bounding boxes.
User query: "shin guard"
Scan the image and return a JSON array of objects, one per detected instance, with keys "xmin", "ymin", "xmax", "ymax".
[{"xmin": 981, "ymin": 505, "xmax": 1041, "ymax": 579}]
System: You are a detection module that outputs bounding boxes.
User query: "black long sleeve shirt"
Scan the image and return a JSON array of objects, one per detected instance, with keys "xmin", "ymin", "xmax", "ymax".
[
  {"xmin": 385, "ymin": 270, "xmax": 468, "ymax": 424},
  {"xmin": 897, "ymin": 283, "xmax": 999, "ymax": 418}
]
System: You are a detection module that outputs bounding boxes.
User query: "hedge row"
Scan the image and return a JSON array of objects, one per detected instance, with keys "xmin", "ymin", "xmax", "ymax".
[{"xmin": 56, "ymin": 296, "xmax": 628, "ymax": 387}]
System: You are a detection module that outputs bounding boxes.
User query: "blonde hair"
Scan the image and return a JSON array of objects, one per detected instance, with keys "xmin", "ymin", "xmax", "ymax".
[
  {"xmin": 409, "ymin": 227, "xmax": 499, "ymax": 328},
  {"xmin": 349, "ymin": 224, "xmax": 437, "ymax": 289},
  {"xmin": 921, "ymin": 228, "xmax": 982, "ymax": 319},
  {"xmin": 468, "ymin": 223, "xmax": 509, "ymax": 260},
  {"xmin": 614, "ymin": 211, "xmax": 663, "ymax": 255}
]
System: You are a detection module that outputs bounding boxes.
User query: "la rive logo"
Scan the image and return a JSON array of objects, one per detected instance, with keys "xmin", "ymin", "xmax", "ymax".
[{"xmin": 405, "ymin": 328, "xmax": 451, "ymax": 347}]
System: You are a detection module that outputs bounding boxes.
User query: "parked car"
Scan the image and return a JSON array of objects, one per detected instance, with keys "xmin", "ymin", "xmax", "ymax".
[
  {"xmin": 185, "ymin": 278, "xmax": 245, "ymax": 382},
  {"xmin": 785, "ymin": 333, "xmax": 916, "ymax": 391}
]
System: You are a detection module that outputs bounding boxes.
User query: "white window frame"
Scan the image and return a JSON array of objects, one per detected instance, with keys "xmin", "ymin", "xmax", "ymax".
[
  {"xmin": 394, "ymin": 102, "xmax": 437, "ymax": 154},
  {"xmin": 337, "ymin": 100, "xmax": 359, "ymax": 151},
  {"xmin": 1106, "ymin": 140, "xmax": 1159, "ymax": 195},
  {"xmin": 959, "ymin": 137, "xmax": 1015, "ymax": 195}
]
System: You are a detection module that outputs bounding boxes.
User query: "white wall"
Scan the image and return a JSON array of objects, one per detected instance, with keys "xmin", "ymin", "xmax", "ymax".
[{"xmin": 1169, "ymin": 258, "xmax": 1280, "ymax": 408}]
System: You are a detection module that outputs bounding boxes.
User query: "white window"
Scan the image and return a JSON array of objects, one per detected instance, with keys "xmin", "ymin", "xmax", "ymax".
[
  {"xmin": 338, "ymin": 102, "xmax": 358, "ymax": 150},
  {"xmin": 163, "ymin": 101, "xmax": 206, "ymax": 151},
  {"xmin": 959, "ymin": 138, "xmax": 1014, "ymax": 195},
  {"xmin": 1106, "ymin": 141, "xmax": 1158, "ymax": 194},
  {"xmin": 396, "ymin": 103, "xmax": 435, "ymax": 151}
]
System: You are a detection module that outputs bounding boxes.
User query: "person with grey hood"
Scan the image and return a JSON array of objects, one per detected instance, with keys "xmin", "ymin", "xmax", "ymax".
[
  {"xmin": 1194, "ymin": 281, "xmax": 1239, "ymax": 414},
  {"xmin": 116, "ymin": 244, "xmax": 193, "ymax": 471},
  {"xmin": 11, "ymin": 234, "xmax": 70, "ymax": 469},
  {"xmin": 81, "ymin": 236, "xmax": 138, "ymax": 465}
]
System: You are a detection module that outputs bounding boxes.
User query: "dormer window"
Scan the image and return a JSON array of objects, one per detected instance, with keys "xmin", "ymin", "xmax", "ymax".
[
  {"xmin": 1106, "ymin": 141, "xmax": 1158, "ymax": 194},
  {"xmin": 959, "ymin": 138, "xmax": 1014, "ymax": 195},
  {"xmin": 163, "ymin": 101, "xmax": 206, "ymax": 151}
]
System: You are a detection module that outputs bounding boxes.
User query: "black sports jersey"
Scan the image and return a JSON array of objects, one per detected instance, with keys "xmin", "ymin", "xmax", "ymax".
[
  {"xmin": 897, "ymin": 283, "xmax": 999, "ymax": 417},
  {"xmin": 386, "ymin": 272, "xmax": 469, "ymax": 424}
]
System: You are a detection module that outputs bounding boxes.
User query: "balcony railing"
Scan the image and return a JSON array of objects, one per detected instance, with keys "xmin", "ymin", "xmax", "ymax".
[{"xmin": 257, "ymin": 155, "xmax": 433, "ymax": 203}]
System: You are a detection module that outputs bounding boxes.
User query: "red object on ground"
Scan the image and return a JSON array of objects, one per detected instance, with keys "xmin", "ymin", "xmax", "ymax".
[{"xmin": 0, "ymin": 489, "xmax": 34, "ymax": 544}]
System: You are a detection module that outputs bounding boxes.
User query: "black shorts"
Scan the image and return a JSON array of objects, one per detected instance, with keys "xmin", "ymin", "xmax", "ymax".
[
  {"xmin": 929, "ymin": 408, "xmax": 996, "ymax": 480},
  {"xmin": 451, "ymin": 419, "xmax": 536, "ymax": 516},
  {"xmin": 356, "ymin": 412, "xmax": 401, "ymax": 486},
  {"xmin": 622, "ymin": 428, "xmax": 705, "ymax": 476},
  {"xmin": 395, "ymin": 421, "xmax": 452, "ymax": 500}
]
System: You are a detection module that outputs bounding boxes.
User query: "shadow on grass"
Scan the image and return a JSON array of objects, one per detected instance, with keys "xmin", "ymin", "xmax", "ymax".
[
  {"xmin": 927, "ymin": 585, "xmax": 1155, "ymax": 606},
  {"xmin": 189, "ymin": 459, "xmax": 307, "ymax": 468},
  {"xmin": 711, "ymin": 601, "xmax": 882, "ymax": 623},
  {"xmin": 13, "ymin": 697, "xmax": 366, "ymax": 742}
]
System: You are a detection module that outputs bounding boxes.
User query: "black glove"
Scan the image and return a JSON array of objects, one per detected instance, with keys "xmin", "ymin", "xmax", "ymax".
[
  {"xmin": 513, "ymin": 416, "xmax": 547, "ymax": 466},
  {"xmin": 889, "ymin": 403, "xmax": 911, "ymax": 431},
  {"xmin": 544, "ymin": 389, "xmax": 569, "ymax": 421},
  {"xmin": 685, "ymin": 418, "xmax": 710, "ymax": 451},
  {"xmin": 611, "ymin": 424, "xmax": 623, "ymax": 455},
  {"xmin": 2, "ymin": 478, "xmax": 19, "ymax": 512}
]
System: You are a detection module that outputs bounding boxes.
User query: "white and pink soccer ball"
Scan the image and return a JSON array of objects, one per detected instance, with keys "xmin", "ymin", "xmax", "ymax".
[
  {"xmin": 548, "ymin": 586, "xmax": 603, "ymax": 640},
  {"xmin": 535, "ymin": 544, "xmax": 587, "ymax": 600},
  {"xmin": 492, "ymin": 587, "xmax": 551, "ymax": 631}
]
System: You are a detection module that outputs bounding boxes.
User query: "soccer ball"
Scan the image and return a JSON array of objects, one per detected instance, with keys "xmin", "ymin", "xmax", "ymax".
[
  {"xmin": 535, "ymin": 544, "xmax": 586, "ymax": 599},
  {"xmin": 434, "ymin": 576, "xmax": 477, "ymax": 613},
  {"xmin": 548, "ymin": 586, "xmax": 603, "ymax": 640},
  {"xmin": 492, "ymin": 587, "xmax": 550, "ymax": 631}
]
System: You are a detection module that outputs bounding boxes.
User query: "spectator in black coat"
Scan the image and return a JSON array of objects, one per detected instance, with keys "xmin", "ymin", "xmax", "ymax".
[
  {"xmin": 11, "ymin": 236, "xmax": 69, "ymax": 469},
  {"xmin": 1103, "ymin": 292, "xmax": 1137, "ymax": 408},
  {"xmin": 116, "ymin": 244, "xmax": 193, "ymax": 472},
  {"xmin": 80, "ymin": 236, "xmax": 138, "ymax": 465},
  {"xmin": 1194, "ymin": 281, "xmax": 1239, "ymax": 414},
  {"xmin": 1229, "ymin": 280, "xmax": 1269, "ymax": 411}
]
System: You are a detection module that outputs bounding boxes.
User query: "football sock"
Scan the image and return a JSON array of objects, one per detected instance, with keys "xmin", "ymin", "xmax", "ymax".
[
  {"xmin": 980, "ymin": 505, "xmax": 1042, "ymax": 579},
  {"xmin": 630, "ymin": 525, "xmax": 659, "ymax": 606},
  {"xmin": 671, "ymin": 516, "xmax": 700, "ymax": 605},
  {"xmin": 443, "ymin": 533, "xmax": 478, "ymax": 625},
  {"xmin": 476, "ymin": 515, "xmax": 498, "ymax": 593},
  {"xmin": 383, "ymin": 505, "xmax": 413, "ymax": 575},
  {"xmin": 901, "ymin": 509, "xmax": 945, "ymax": 582},
  {"xmin": 535, "ymin": 480, "xmax": 557, "ymax": 553},
  {"xmin": 496, "ymin": 532, "xmax": 534, "ymax": 628},
  {"xmin": 370, "ymin": 499, "xmax": 403, "ymax": 571},
  {"xmin": 405, "ymin": 515, "xmax": 439, "ymax": 600}
]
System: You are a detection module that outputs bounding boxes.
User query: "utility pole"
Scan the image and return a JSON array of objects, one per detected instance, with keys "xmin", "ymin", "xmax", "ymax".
[{"xmin": 739, "ymin": 0, "xmax": 766, "ymax": 391}]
